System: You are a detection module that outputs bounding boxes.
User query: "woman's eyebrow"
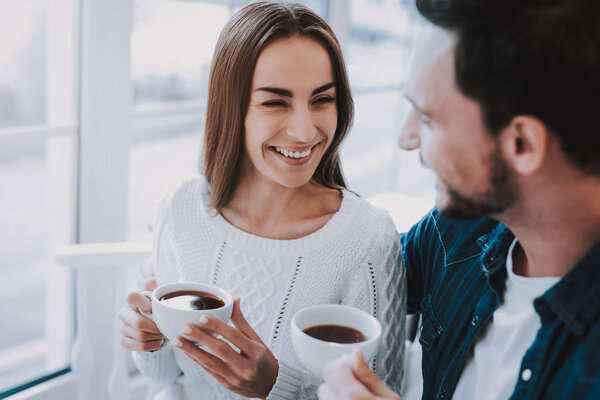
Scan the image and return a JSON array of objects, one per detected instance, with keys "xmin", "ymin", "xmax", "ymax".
[
  {"xmin": 254, "ymin": 82, "xmax": 335, "ymax": 98},
  {"xmin": 255, "ymin": 87, "xmax": 292, "ymax": 97},
  {"xmin": 311, "ymin": 82, "xmax": 335, "ymax": 95}
]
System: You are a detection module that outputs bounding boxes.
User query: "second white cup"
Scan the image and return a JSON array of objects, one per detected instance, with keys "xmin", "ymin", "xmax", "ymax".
[{"xmin": 291, "ymin": 304, "xmax": 382, "ymax": 377}]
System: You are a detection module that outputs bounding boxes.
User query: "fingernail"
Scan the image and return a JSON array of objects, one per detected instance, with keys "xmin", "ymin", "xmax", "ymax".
[
  {"xmin": 174, "ymin": 339, "xmax": 183, "ymax": 348},
  {"xmin": 182, "ymin": 325, "xmax": 192, "ymax": 335},
  {"xmin": 198, "ymin": 315, "xmax": 209, "ymax": 324}
]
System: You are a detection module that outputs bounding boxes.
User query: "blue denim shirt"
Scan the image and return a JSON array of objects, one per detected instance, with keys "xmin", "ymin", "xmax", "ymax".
[{"xmin": 401, "ymin": 209, "xmax": 600, "ymax": 400}]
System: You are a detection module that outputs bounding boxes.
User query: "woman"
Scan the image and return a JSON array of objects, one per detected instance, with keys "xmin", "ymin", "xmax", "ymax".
[{"xmin": 119, "ymin": 2, "xmax": 406, "ymax": 399}]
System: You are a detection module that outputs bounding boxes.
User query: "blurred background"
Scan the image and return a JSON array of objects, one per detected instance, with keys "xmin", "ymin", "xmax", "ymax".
[{"xmin": 0, "ymin": 0, "xmax": 434, "ymax": 397}]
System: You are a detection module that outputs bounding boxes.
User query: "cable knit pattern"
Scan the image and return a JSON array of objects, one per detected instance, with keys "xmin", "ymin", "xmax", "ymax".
[{"xmin": 132, "ymin": 178, "xmax": 406, "ymax": 400}]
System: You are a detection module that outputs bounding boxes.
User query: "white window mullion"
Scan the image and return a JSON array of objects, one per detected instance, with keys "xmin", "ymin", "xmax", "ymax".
[
  {"xmin": 45, "ymin": 0, "xmax": 80, "ymax": 376},
  {"xmin": 73, "ymin": 0, "xmax": 133, "ymax": 399},
  {"xmin": 78, "ymin": 0, "xmax": 132, "ymax": 243}
]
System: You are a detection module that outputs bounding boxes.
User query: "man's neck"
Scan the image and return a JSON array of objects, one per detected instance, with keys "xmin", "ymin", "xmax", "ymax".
[{"xmin": 498, "ymin": 176, "xmax": 600, "ymax": 278}]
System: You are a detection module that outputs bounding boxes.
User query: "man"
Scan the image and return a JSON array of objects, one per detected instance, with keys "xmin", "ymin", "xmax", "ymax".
[{"xmin": 319, "ymin": 0, "xmax": 600, "ymax": 399}]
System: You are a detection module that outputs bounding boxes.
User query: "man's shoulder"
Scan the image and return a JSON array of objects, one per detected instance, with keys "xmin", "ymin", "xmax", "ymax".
[
  {"xmin": 401, "ymin": 208, "xmax": 505, "ymax": 267},
  {"xmin": 404, "ymin": 208, "xmax": 502, "ymax": 246}
]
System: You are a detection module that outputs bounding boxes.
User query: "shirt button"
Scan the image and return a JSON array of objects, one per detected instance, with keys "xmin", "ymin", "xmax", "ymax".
[
  {"xmin": 521, "ymin": 369, "xmax": 532, "ymax": 381},
  {"xmin": 440, "ymin": 389, "xmax": 447, "ymax": 398},
  {"xmin": 471, "ymin": 316, "xmax": 479, "ymax": 326}
]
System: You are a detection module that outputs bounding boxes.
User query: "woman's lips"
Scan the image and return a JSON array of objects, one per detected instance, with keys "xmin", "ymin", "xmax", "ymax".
[{"xmin": 269, "ymin": 143, "xmax": 320, "ymax": 166}]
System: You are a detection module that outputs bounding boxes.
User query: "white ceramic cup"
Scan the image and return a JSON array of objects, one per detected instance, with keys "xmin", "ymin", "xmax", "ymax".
[
  {"xmin": 140, "ymin": 282, "xmax": 233, "ymax": 342},
  {"xmin": 291, "ymin": 304, "xmax": 382, "ymax": 377}
]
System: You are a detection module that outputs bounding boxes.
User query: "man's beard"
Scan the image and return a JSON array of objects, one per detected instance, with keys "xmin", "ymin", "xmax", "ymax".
[{"xmin": 438, "ymin": 150, "xmax": 517, "ymax": 220}]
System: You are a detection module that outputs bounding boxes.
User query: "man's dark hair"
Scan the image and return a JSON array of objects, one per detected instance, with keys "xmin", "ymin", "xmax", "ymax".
[{"xmin": 417, "ymin": 0, "xmax": 600, "ymax": 175}]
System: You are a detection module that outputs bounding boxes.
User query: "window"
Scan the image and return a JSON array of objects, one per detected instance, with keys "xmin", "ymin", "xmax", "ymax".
[
  {"xmin": 343, "ymin": 0, "xmax": 434, "ymax": 198},
  {"xmin": 128, "ymin": 0, "xmax": 231, "ymax": 241},
  {"xmin": 0, "ymin": 0, "xmax": 78, "ymax": 396}
]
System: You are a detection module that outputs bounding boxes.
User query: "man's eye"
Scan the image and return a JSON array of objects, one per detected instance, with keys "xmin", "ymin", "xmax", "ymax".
[
  {"xmin": 262, "ymin": 101, "xmax": 287, "ymax": 107},
  {"xmin": 313, "ymin": 96, "xmax": 335, "ymax": 105},
  {"xmin": 419, "ymin": 114, "xmax": 431, "ymax": 126}
]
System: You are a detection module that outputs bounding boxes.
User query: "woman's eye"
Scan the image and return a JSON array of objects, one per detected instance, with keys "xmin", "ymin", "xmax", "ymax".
[
  {"xmin": 312, "ymin": 96, "xmax": 335, "ymax": 105},
  {"xmin": 262, "ymin": 100, "xmax": 287, "ymax": 107}
]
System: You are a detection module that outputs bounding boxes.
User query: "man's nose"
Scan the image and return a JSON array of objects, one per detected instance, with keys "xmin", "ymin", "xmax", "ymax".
[
  {"xmin": 287, "ymin": 107, "xmax": 318, "ymax": 143},
  {"xmin": 398, "ymin": 111, "xmax": 421, "ymax": 150}
]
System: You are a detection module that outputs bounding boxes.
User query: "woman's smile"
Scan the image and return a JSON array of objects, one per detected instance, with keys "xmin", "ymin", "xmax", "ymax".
[{"xmin": 267, "ymin": 142, "xmax": 322, "ymax": 166}]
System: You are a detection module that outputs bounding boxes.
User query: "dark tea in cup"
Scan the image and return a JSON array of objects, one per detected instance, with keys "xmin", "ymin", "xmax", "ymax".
[
  {"xmin": 159, "ymin": 290, "xmax": 225, "ymax": 311},
  {"xmin": 303, "ymin": 324, "xmax": 367, "ymax": 344}
]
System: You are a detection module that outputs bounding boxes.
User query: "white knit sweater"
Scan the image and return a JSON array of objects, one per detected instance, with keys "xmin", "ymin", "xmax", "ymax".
[{"xmin": 132, "ymin": 178, "xmax": 406, "ymax": 400}]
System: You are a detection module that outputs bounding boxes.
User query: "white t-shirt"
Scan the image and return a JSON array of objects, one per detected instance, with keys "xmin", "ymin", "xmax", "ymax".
[{"xmin": 452, "ymin": 239, "xmax": 560, "ymax": 400}]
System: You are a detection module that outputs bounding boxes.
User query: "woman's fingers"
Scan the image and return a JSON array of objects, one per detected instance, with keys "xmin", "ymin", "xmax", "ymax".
[
  {"xmin": 120, "ymin": 334, "xmax": 163, "ymax": 352},
  {"xmin": 119, "ymin": 286, "xmax": 164, "ymax": 352},
  {"xmin": 194, "ymin": 362, "xmax": 238, "ymax": 393},
  {"xmin": 126, "ymin": 291, "xmax": 152, "ymax": 313},
  {"xmin": 230, "ymin": 298, "xmax": 263, "ymax": 343},
  {"xmin": 180, "ymin": 323, "xmax": 245, "ymax": 365},
  {"xmin": 118, "ymin": 305, "xmax": 162, "ymax": 334},
  {"xmin": 196, "ymin": 315, "xmax": 255, "ymax": 356},
  {"xmin": 120, "ymin": 323, "xmax": 163, "ymax": 342},
  {"xmin": 176, "ymin": 310, "xmax": 279, "ymax": 398},
  {"xmin": 175, "ymin": 337, "xmax": 233, "ymax": 379},
  {"xmin": 143, "ymin": 278, "xmax": 157, "ymax": 291}
]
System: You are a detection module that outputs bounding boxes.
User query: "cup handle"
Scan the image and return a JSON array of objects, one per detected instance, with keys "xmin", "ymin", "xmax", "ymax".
[{"xmin": 138, "ymin": 290, "xmax": 156, "ymax": 324}]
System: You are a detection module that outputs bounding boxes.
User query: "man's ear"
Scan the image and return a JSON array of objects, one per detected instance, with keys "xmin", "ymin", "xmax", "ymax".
[{"xmin": 499, "ymin": 115, "xmax": 549, "ymax": 175}]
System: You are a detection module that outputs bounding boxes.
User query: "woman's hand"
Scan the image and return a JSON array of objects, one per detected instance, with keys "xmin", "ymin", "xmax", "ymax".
[
  {"xmin": 318, "ymin": 349, "xmax": 402, "ymax": 400},
  {"xmin": 174, "ymin": 298, "xmax": 279, "ymax": 399},
  {"xmin": 119, "ymin": 278, "xmax": 166, "ymax": 351}
]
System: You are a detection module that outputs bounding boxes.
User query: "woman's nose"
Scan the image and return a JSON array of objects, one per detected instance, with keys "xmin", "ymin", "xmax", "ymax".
[{"xmin": 287, "ymin": 108, "xmax": 318, "ymax": 143}]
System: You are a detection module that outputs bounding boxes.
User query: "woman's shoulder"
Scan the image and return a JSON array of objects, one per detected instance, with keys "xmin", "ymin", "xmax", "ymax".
[
  {"xmin": 158, "ymin": 176, "xmax": 210, "ymax": 211},
  {"xmin": 330, "ymin": 190, "xmax": 400, "ymax": 259},
  {"xmin": 341, "ymin": 190, "xmax": 397, "ymax": 233},
  {"xmin": 154, "ymin": 176, "xmax": 213, "ymax": 229}
]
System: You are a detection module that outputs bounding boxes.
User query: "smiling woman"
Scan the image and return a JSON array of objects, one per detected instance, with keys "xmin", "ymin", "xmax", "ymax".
[
  {"xmin": 243, "ymin": 36, "xmax": 338, "ymax": 194},
  {"xmin": 119, "ymin": 2, "xmax": 405, "ymax": 400},
  {"xmin": 203, "ymin": 1, "xmax": 353, "ymax": 211}
]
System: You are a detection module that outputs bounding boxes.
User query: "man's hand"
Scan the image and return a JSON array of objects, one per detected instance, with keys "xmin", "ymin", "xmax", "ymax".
[{"xmin": 318, "ymin": 349, "xmax": 402, "ymax": 400}]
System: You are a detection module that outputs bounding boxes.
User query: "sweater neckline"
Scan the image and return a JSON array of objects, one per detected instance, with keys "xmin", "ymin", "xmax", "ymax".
[{"xmin": 206, "ymin": 189, "xmax": 358, "ymax": 255}]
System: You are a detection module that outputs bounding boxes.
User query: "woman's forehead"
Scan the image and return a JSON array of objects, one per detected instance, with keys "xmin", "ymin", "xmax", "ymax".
[{"xmin": 251, "ymin": 36, "xmax": 334, "ymax": 91}]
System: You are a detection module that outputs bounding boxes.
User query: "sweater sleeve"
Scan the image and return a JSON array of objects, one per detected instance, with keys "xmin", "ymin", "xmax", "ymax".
[
  {"xmin": 131, "ymin": 193, "xmax": 183, "ymax": 385},
  {"xmin": 342, "ymin": 213, "xmax": 406, "ymax": 395},
  {"xmin": 266, "ymin": 358, "xmax": 306, "ymax": 400}
]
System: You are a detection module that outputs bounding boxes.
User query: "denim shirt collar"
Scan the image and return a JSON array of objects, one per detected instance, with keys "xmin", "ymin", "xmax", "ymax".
[
  {"xmin": 476, "ymin": 222, "xmax": 515, "ymax": 276},
  {"xmin": 535, "ymin": 240, "xmax": 600, "ymax": 336},
  {"xmin": 477, "ymin": 223, "xmax": 600, "ymax": 336}
]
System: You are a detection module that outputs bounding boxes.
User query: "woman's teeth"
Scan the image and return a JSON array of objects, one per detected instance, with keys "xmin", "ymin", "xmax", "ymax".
[{"xmin": 274, "ymin": 146, "xmax": 313, "ymax": 159}]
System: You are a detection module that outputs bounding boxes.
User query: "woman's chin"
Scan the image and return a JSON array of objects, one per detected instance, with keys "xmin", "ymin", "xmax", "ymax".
[{"xmin": 269, "ymin": 173, "xmax": 315, "ymax": 189}]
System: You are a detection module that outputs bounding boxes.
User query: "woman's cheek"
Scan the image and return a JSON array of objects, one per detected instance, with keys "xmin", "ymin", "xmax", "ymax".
[{"xmin": 318, "ymin": 109, "xmax": 338, "ymax": 141}]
